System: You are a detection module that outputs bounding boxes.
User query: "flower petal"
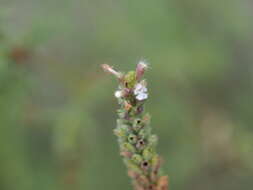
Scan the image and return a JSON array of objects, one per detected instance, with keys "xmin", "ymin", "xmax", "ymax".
[
  {"xmin": 136, "ymin": 93, "xmax": 148, "ymax": 101},
  {"xmin": 114, "ymin": 90, "xmax": 122, "ymax": 98}
]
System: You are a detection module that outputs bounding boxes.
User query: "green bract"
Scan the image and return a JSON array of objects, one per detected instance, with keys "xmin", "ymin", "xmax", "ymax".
[{"xmin": 124, "ymin": 71, "xmax": 137, "ymax": 88}]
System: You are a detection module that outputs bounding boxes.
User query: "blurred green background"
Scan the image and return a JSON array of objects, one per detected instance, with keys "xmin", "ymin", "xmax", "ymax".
[{"xmin": 0, "ymin": 0, "xmax": 253, "ymax": 190}]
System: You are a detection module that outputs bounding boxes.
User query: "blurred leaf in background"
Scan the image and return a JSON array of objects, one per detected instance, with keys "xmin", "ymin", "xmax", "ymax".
[{"xmin": 0, "ymin": 0, "xmax": 253, "ymax": 190}]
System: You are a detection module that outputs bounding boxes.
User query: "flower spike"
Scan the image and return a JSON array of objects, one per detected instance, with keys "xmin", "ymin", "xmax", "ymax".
[{"xmin": 102, "ymin": 61, "xmax": 168, "ymax": 190}]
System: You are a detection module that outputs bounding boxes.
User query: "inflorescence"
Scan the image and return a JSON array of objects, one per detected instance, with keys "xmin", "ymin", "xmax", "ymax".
[{"xmin": 102, "ymin": 61, "xmax": 168, "ymax": 190}]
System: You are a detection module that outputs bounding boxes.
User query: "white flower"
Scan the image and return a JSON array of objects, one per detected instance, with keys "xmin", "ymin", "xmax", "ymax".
[
  {"xmin": 134, "ymin": 83, "xmax": 148, "ymax": 101},
  {"xmin": 114, "ymin": 90, "xmax": 123, "ymax": 98}
]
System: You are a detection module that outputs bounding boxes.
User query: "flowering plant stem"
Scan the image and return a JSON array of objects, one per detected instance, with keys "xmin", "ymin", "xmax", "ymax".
[{"xmin": 102, "ymin": 62, "xmax": 168, "ymax": 190}]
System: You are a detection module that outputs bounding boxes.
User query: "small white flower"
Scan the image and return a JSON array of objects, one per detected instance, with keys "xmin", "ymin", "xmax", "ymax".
[
  {"xmin": 134, "ymin": 83, "xmax": 148, "ymax": 101},
  {"xmin": 114, "ymin": 90, "xmax": 123, "ymax": 98}
]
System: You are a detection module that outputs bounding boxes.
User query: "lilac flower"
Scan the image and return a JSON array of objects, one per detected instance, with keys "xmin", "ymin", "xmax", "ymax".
[{"xmin": 134, "ymin": 82, "xmax": 148, "ymax": 101}]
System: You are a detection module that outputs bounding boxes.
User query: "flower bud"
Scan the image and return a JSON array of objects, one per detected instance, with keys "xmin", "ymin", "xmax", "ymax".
[
  {"xmin": 136, "ymin": 60, "xmax": 148, "ymax": 81},
  {"xmin": 124, "ymin": 101, "xmax": 132, "ymax": 111},
  {"xmin": 124, "ymin": 71, "xmax": 137, "ymax": 88},
  {"xmin": 128, "ymin": 170, "xmax": 140, "ymax": 179},
  {"xmin": 138, "ymin": 129, "xmax": 147, "ymax": 139},
  {"xmin": 136, "ymin": 139, "xmax": 146, "ymax": 150},
  {"xmin": 128, "ymin": 134, "xmax": 138, "ymax": 144},
  {"xmin": 151, "ymin": 155, "xmax": 161, "ymax": 172},
  {"xmin": 133, "ymin": 118, "xmax": 143, "ymax": 131},
  {"xmin": 125, "ymin": 160, "xmax": 142, "ymax": 174},
  {"xmin": 137, "ymin": 175, "xmax": 149, "ymax": 186},
  {"xmin": 101, "ymin": 64, "xmax": 122, "ymax": 79},
  {"xmin": 141, "ymin": 160, "xmax": 150, "ymax": 170},
  {"xmin": 136, "ymin": 105, "xmax": 144, "ymax": 115},
  {"xmin": 122, "ymin": 142, "xmax": 136, "ymax": 153},
  {"xmin": 142, "ymin": 147, "xmax": 154, "ymax": 160},
  {"xmin": 122, "ymin": 88, "xmax": 131, "ymax": 97},
  {"xmin": 131, "ymin": 154, "xmax": 143, "ymax": 164},
  {"xmin": 120, "ymin": 151, "xmax": 133, "ymax": 158},
  {"xmin": 114, "ymin": 125, "xmax": 129, "ymax": 138},
  {"xmin": 117, "ymin": 109, "xmax": 126, "ymax": 118}
]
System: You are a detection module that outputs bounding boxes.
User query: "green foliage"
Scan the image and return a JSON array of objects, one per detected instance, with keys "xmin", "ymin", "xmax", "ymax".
[{"xmin": 0, "ymin": 1, "xmax": 253, "ymax": 190}]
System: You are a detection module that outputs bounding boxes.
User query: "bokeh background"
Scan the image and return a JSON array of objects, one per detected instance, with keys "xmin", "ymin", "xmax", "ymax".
[{"xmin": 0, "ymin": 0, "xmax": 253, "ymax": 190}]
